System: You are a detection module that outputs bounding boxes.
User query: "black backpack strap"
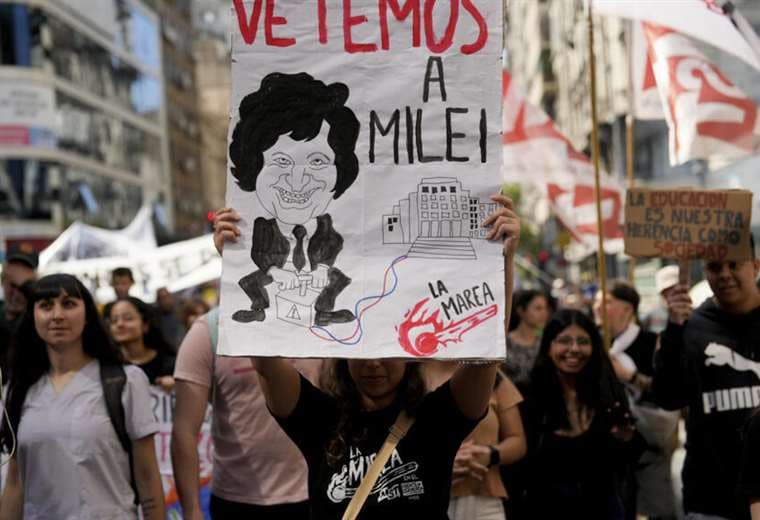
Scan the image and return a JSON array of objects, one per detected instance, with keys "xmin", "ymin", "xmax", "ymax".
[{"xmin": 100, "ymin": 362, "xmax": 139, "ymax": 504}]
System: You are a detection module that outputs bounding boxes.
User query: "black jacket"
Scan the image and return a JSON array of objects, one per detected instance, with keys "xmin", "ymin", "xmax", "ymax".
[
  {"xmin": 250, "ymin": 214, "xmax": 343, "ymax": 272},
  {"xmin": 653, "ymin": 299, "xmax": 760, "ymax": 519}
]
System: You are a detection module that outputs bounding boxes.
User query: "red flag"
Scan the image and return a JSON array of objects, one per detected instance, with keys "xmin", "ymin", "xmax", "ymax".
[
  {"xmin": 502, "ymin": 71, "xmax": 624, "ymax": 257},
  {"xmin": 643, "ymin": 22, "xmax": 760, "ymax": 165}
]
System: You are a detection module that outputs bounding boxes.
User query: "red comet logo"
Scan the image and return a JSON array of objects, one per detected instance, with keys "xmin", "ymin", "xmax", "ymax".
[{"xmin": 396, "ymin": 298, "xmax": 498, "ymax": 357}]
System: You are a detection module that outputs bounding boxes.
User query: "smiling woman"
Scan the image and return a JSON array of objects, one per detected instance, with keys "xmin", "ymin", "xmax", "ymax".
[
  {"xmin": 517, "ymin": 309, "xmax": 644, "ymax": 519},
  {"xmin": 0, "ymin": 274, "xmax": 164, "ymax": 520}
]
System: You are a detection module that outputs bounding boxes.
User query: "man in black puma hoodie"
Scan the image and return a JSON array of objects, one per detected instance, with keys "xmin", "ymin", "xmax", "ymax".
[{"xmin": 653, "ymin": 246, "xmax": 760, "ymax": 520}]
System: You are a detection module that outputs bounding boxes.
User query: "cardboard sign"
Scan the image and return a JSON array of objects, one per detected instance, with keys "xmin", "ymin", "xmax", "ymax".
[
  {"xmin": 219, "ymin": 1, "xmax": 505, "ymax": 359},
  {"xmin": 624, "ymin": 187, "xmax": 753, "ymax": 260}
]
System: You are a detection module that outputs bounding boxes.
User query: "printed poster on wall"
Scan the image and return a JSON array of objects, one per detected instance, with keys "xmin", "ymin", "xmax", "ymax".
[{"xmin": 219, "ymin": 1, "xmax": 505, "ymax": 359}]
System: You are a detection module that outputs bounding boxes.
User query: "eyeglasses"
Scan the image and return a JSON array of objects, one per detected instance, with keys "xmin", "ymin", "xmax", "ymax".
[
  {"xmin": 553, "ymin": 335, "xmax": 592, "ymax": 347},
  {"xmin": 705, "ymin": 261, "xmax": 744, "ymax": 273}
]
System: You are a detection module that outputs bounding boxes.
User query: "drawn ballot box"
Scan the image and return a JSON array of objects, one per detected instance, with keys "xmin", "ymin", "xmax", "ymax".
[{"xmin": 276, "ymin": 274, "xmax": 320, "ymax": 328}]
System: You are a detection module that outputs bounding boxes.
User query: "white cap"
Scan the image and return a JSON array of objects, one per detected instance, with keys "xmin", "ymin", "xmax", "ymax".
[{"xmin": 655, "ymin": 265, "xmax": 679, "ymax": 294}]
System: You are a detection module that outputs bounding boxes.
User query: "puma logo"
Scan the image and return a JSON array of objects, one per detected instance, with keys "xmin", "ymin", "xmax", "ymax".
[{"xmin": 704, "ymin": 342, "xmax": 760, "ymax": 380}]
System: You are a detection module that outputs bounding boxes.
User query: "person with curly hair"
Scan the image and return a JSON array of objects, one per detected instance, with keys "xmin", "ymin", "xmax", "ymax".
[{"xmin": 228, "ymin": 71, "xmax": 360, "ymax": 326}]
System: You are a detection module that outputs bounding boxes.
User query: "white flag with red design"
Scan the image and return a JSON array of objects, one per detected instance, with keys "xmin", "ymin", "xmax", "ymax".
[
  {"xmin": 643, "ymin": 22, "xmax": 760, "ymax": 165},
  {"xmin": 593, "ymin": 0, "xmax": 760, "ymax": 70},
  {"xmin": 502, "ymin": 71, "xmax": 624, "ymax": 256},
  {"xmin": 631, "ymin": 22, "xmax": 664, "ymax": 120}
]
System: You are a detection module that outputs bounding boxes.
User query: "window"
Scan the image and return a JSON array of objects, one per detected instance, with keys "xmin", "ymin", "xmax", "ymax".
[
  {"xmin": 450, "ymin": 186, "xmax": 457, "ymax": 193},
  {"xmin": 421, "ymin": 203, "xmax": 428, "ymax": 209},
  {"xmin": 454, "ymin": 211, "xmax": 460, "ymax": 218},
  {"xmin": 422, "ymin": 186, "xmax": 429, "ymax": 193},
  {"xmin": 441, "ymin": 203, "xmax": 448, "ymax": 210},
  {"xmin": 422, "ymin": 212, "xmax": 428, "ymax": 218},
  {"xmin": 388, "ymin": 225, "xmax": 394, "ymax": 231},
  {"xmin": 421, "ymin": 194, "xmax": 428, "ymax": 201},
  {"xmin": 442, "ymin": 212, "xmax": 450, "ymax": 218},
  {"xmin": 57, "ymin": 92, "xmax": 162, "ymax": 176},
  {"xmin": 431, "ymin": 203, "xmax": 438, "ymax": 209},
  {"xmin": 441, "ymin": 186, "xmax": 447, "ymax": 192},
  {"xmin": 431, "ymin": 212, "xmax": 439, "ymax": 218},
  {"xmin": 48, "ymin": 15, "xmax": 162, "ymax": 121},
  {"xmin": 387, "ymin": 217, "xmax": 394, "ymax": 224},
  {"xmin": 432, "ymin": 187, "xmax": 438, "ymax": 194},
  {"xmin": 450, "ymin": 195, "xmax": 456, "ymax": 202},
  {"xmin": 461, "ymin": 196, "xmax": 467, "ymax": 202},
  {"xmin": 0, "ymin": 5, "xmax": 45, "ymax": 67},
  {"xmin": 393, "ymin": 217, "xmax": 398, "ymax": 223}
]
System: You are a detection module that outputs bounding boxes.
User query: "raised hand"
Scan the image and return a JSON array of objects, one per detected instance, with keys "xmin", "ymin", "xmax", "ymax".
[
  {"xmin": 213, "ymin": 207, "xmax": 241, "ymax": 255},
  {"xmin": 481, "ymin": 194, "xmax": 520, "ymax": 256},
  {"xmin": 665, "ymin": 284, "xmax": 693, "ymax": 325}
]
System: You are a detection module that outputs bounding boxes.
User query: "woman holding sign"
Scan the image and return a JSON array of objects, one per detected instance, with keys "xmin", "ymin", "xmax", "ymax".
[
  {"xmin": 214, "ymin": 194, "xmax": 519, "ymax": 519},
  {"xmin": 0, "ymin": 274, "xmax": 164, "ymax": 520}
]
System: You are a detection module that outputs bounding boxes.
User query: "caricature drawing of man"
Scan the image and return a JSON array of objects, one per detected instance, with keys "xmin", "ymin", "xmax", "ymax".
[{"xmin": 228, "ymin": 72, "xmax": 359, "ymax": 326}]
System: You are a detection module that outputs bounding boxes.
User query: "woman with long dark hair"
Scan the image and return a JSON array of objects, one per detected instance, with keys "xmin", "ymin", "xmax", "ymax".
[
  {"xmin": 106, "ymin": 296, "xmax": 177, "ymax": 391},
  {"xmin": 520, "ymin": 309, "xmax": 642, "ymax": 519},
  {"xmin": 214, "ymin": 194, "xmax": 520, "ymax": 519},
  {"xmin": 503, "ymin": 289, "xmax": 550, "ymax": 391},
  {"xmin": 0, "ymin": 274, "xmax": 164, "ymax": 519}
]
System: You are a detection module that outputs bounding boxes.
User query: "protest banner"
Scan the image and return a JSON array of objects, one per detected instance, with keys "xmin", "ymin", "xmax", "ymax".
[
  {"xmin": 150, "ymin": 387, "xmax": 213, "ymax": 519},
  {"xmin": 39, "ymin": 235, "xmax": 220, "ymax": 304},
  {"xmin": 624, "ymin": 187, "xmax": 753, "ymax": 261},
  {"xmin": 220, "ymin": 1, "xmax": 505, "ymax": 359}
]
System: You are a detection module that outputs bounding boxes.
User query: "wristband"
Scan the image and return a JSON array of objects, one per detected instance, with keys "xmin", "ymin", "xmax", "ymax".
[{"xmin": 488, "ymin": 445, "xmax": 500, "ymax": 467}]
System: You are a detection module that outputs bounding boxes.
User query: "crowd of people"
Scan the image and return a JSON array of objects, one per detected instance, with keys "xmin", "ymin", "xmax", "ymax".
[{"xmin": 0, "ymin": 197, "xmax": 758, "ymax": 520}]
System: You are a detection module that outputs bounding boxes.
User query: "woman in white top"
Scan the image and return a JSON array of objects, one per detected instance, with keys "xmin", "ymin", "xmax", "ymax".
[{"xmin": 0, "ymin": 274, "xmax": 164, "ymax": 520}]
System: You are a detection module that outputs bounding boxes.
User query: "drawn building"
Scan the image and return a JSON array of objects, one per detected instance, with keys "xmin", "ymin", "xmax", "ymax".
[{"xmin": 382, "ymin": 177, "xmax": 497, "ymax": 260}]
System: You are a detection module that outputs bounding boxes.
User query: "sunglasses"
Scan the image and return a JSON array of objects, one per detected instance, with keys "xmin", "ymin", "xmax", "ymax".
[{"xmin": 553, "ymin": 335, "xmax": 592, "ymax": 347}]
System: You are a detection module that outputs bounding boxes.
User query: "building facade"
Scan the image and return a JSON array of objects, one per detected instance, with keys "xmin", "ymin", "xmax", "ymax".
[
  {"xmin": 0, "ymin": 0, "xmax": 170, "ymax": 248},
  {"xmin": 152, "ymin": 0, "xmax": 205, "ymax": 239},
  {"xmin": 191, "ymin": 0, "xmax": 231, "ymax": 217}
]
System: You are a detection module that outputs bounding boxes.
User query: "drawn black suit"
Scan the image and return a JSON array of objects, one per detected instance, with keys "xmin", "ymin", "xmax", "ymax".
[{"xmin": 232, "ymin": 214, "xmax": 354, "ymax": 325}]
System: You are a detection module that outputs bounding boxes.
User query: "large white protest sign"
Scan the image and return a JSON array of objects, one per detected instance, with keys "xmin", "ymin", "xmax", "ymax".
[{"xmin": 220, "ymin": 1, "xmax": 505, "ymax": 359}]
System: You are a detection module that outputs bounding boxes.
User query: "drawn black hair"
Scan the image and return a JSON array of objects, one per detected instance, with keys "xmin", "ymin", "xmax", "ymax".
[
  {"xmin": 229, "ymin": 72, "xmax": 360, "ymax": 199},
  {"xmin": 2, "ymin": 274, "xmax": 123, "ymax": 452}
]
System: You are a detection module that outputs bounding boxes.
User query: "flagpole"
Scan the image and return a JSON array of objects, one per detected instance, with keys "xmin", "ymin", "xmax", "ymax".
[
  {"xmin": 626, "ymin": 22, "xmax": 636, "ymax": 284},
  {"xmin": 587, "ymin": 0, "xmax": 611, "ymax": 351}
]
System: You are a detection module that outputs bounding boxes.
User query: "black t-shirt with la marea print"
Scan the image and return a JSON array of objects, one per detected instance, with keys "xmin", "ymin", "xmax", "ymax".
[{"xmin": 276, "ymin": 375, "xmax": 482, "ymax": 520}]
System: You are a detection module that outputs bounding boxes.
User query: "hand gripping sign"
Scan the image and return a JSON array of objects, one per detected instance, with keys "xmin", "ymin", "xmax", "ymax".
[{"xmin": 220, "ymin": 1, "xmax": 505, "ymax": 359}]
